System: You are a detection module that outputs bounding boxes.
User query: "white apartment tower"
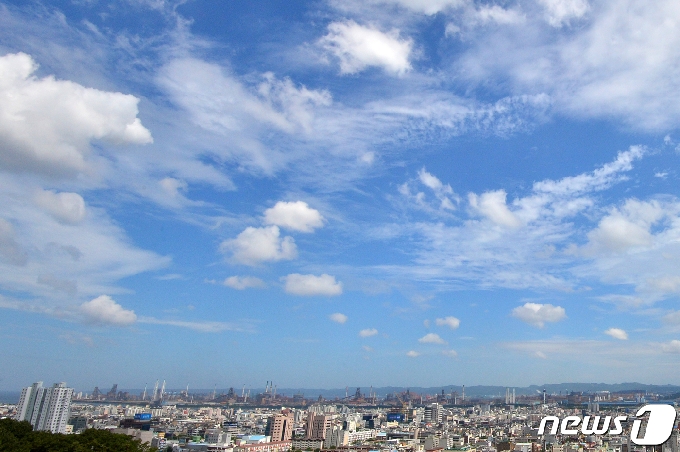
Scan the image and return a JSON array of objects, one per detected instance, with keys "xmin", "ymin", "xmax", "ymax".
[{"xmin": 15, "ymin": 382, "xmax": 74, "ymax": 434}]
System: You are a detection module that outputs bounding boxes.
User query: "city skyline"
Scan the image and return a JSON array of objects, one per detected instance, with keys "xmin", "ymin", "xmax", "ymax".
[{"xmin": 1, "ymin": 0, "xmax": 680, "ymax": 390}]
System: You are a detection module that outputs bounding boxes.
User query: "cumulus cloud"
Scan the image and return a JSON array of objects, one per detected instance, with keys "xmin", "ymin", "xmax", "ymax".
[
  {"xmin": 80, "ymin": 295, "xmax": 137, "ymax": 326},
  {"xmin": 330, "ymin": 312, "xmax": 348, "ymax": 324},
  {"xmin": 223, "ymin": 276, "xmax": 266, "ymax": 290},
  {"xmin": 406, "ymin": 350, "xmax": 420, "ymax": 357},
  {"xmin": 662, "ymin": 340, "xmax": 680, "ymax": 353},
  {"xmin": 283, "ymin": 273, "xmax": 343, "ymax": 296},
  {"xmin": 264, "ymin": 201, "xmax": 324, "ymax": 232},
  {"xmin": 419, "ymin": 332, "xmax": 446, "ymax": 344},
  {"xmin": 604, "ymin": 328, "xmax": 628, "ymax": 340},
  {"xmin": 221, "ymin": 226, "xmax": 297, "ymax": 266},
  {"xmin": 320, "ymin": 21, "xmax": 413, "ymax": 75},
  {"xmin": 442, "ymin": 349, "xmax": 458, "ymax": 357},
  {"xmin": 469, "ymin": 190, "xmax": 522, "ymax": 228},
  {"xmin": 435, "ymin": 316, "xmax": 460, "ymax": 329},
  {"xmin": 511, "ymin": 303, "xmax": 566, "ymax": 328},
  {"xmin": 34, "ymin": 190, "xmax": 86, "ymax": 224},
  {"xmin": 585, "ymin": 199, "xmax": 664, "ymax": 253},
  {"xmin": 0, "ymin": 52, "xmax": 152, "ymax": 175},
  {"xmin": 359, "ymin": 328, "xmax": 378, "ymax": 337}
]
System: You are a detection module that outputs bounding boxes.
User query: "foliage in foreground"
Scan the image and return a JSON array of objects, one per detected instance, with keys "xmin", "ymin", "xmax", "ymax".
[{"xmin": 0, "ymin": 418, "xmax": 153, "ymax": 452}]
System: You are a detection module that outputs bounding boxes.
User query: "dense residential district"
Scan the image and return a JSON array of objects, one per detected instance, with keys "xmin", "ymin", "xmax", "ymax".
[{"xmin": 2, "ymin": 381, "xmax": 679, "ymax": 452}]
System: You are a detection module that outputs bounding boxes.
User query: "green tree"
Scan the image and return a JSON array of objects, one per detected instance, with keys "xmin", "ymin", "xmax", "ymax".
[{"xmin": 0, "ymin": 418, "xmax": 154, "ymax": 452}]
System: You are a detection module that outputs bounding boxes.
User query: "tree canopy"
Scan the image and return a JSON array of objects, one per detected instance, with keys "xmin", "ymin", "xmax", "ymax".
[{"xmin": 0, "ymin": 418, "xmax": 153, "ymax": 452}]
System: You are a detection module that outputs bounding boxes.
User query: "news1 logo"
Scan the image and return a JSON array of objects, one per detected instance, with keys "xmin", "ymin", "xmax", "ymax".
[{"xmin": 538, "ymin": 404, "xmax": 677, "ymax": 446}]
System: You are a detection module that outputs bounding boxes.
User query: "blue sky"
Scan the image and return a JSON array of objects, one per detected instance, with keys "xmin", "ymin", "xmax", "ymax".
[{"xmin": 1, "ymin": 0, "xmax": 680, "ymax": 391}]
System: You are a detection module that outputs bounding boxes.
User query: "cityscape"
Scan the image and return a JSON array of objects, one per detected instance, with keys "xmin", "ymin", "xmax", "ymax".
[{"xmin": 3, "ymin": 380, "xmax": 680, "ymax": 451}]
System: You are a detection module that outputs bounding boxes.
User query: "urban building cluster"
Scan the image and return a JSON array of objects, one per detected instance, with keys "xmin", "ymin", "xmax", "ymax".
[{"xmin": 2, "ymin": 382, "xmax": 679, "ymax": 452}]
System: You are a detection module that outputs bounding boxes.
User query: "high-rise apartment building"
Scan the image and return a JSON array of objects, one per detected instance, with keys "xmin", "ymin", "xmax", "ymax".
[
  {"xmin": 266, "ymin": 411, "xmax": 294, "ymax": 441},
  {"xmin": 424, "ymin": 403, "xmax": 442, "ymax": 424},
  {"xmin": 15, "ymin": 381, "xmax": 74, "ymax": 434},
  {"xmin": 305, "ymin": 413, "xmax": 332, "ymax": 440}
]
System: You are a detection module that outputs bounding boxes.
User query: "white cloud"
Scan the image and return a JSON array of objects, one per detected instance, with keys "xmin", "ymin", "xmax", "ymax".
[
  {"xmin": 34, "ymin": 190, "xmax": 86, "ymax": 224},
  {"xmin": 572, "ymin": 197, "xmax": 680, "ymax": 299},
  {"xmin": 435, "ymin": 316, "xmax": 460, "ymax": 329},
  {"xmin": 223, "ymin": 276, "xmax": 266, "ymax": 290},
  {"xmin": 419, "ymin": 333, "xmax": 446, "ymax": 344},
  {"xmin": 534, "ymin": 147, "xmax": 644, "ymax": 197},
  {"xmin": 469, "ymin": 190, "xmax": 522, "ymax": 228},
  {"xmin": 406, "ymin": 350, "xmax": 420, "ymax": 357},
  {"xmin": 511, "ymin": 303, "xmax": 566, "ymax": 328},
  {"xmin": 80, "ymin": 295, "xmax": 136, "ymax": 326},
  {"xmin": 158, "ymin": 177, "xmax": 188, "ymax": 205},
  {"xmin": 604, "ymin": 328, "xmax": 628, "ymax": 340},
  {"xmin": 587, "ymin": 216, "xmax": 653, "ymax": 252},
  {"xmin": 384, "ymin": 147, "xmax": 672, "ymax": 296},
  {"xmin": 662, "ymin": 340, "xmax": 680, "ymax": 354},
  {"xmin": 475, "ymin": 5, "xmax": 526, "ymax": 25},
  {"xmin": 0, "ymin": 177, "xmax": 170, "ymax": 302},
  {"xmin": 0, "ymin": 52, "xmax": 152, "ymax": 176},
  {"xmin": 320, "ymin": 21, "xmax": 413, "ymax": 75},
  {"xmin": 159, "ymin": 58, "xmax": 331, "ymax": 174},
  {"xmin": 585, "ymin": 199, "xmax": 664, "ymax": 253},
  {"xmin": 537, "ymin": 0, "xmax": 589, "ymax": 27},
  {"xmin": 138, "ymin": 316, "xmax": 250, "ymax": 333},
  {"xmin": 264, "ymin": 201, "xmax": 324, "ymax": 232},
  {"xmin": 283, "ymin": 273, "xmax": 343, "ymax": 296},
  {"xmin": 330, "ymin": 312, "xmax": 348, "ymax": 324},
  {"xmin": 418, "ymin": 168, "xmax": 458, "ymax": 210},
  {"xmin": 442, "ymin": 349, "xmax": 458, "ymax": 357},
  {"xmin": 359, "ymin": 328, "xmax": 378, "ymax": 337},
  {"xmin": 456, "ymin": 2, "xmax": 680, "ymax": 130},
  {"xmin": 221, "ymin": 226, "xmax": 297, "ymax": 266}
]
